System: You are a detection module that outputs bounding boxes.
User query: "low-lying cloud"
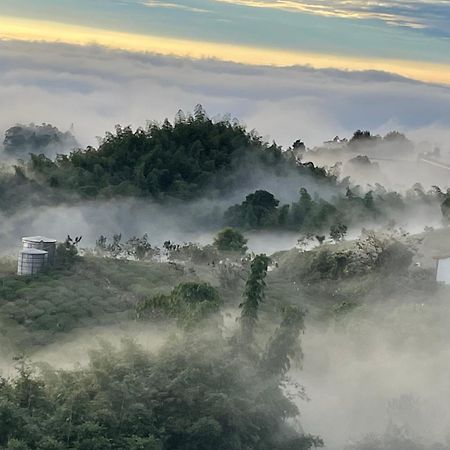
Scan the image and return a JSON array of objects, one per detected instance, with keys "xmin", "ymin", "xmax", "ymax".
[{"xmin": 1, "ymin": 40, "xmax": 450, "ymax": 150}]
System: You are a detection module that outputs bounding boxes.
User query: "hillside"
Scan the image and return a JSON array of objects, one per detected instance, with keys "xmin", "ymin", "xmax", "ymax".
[{"xmin": 25, "ymin": 107, "xmax": 334, "ymax": 201}]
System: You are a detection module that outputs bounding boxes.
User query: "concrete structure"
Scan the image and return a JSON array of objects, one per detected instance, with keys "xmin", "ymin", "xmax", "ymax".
[
  {"xmin": 433, "ymin": 255, "xmax": 450, "ymax": 285},
  {"xmin": 22, "ymin": 236, "xmax": 57, "ymax": 264},
  {"xmin": 17, "ymin": 248, "xmax": 49, "ymax": 276}
]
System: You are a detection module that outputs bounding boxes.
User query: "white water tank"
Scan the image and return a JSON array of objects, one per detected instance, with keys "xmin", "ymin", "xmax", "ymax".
[
  {"xmin": 17, "ymin": 248, "xmax": 49, "ymax": 276},
  {"xmin": 22, "ymin": 236, "xmax": 57, "ymax": 264}
]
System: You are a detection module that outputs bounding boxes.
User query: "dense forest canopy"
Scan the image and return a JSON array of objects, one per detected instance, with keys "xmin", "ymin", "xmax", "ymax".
[
  {"xmin": 0, "ymin": 337, "xmax": 322, "ymax": 450},
  {"xmin": 224, "ymin": 184, "xmax": 447, "ymax": 234},
  {"xmin": 23, "ymin": 106, "xmax": 334, "ymax": 200}
]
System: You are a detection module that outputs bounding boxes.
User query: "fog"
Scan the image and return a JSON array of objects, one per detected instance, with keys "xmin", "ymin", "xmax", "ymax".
[
  {"xmin": 298, "ymin": 297, "xmax": 450, "ymax": 449},
  {"xmin": 2, "ymin": 40, "xmax": 450, "ymax": 150},
  {"xmin": 2, "ymin": 38, "xmax": 450, "ymax": 450}
]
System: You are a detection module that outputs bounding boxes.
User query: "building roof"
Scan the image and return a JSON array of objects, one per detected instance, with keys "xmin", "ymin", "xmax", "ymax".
[
  {"xmin": 19, "ymin": 248, "xmax": 48, "ymax": 255},
  {"xmin": 432, "ymin": 254, "xmax": 450, "ymax": 260},
  {"xmin": 22, "ymin": 236, "xmax": 57, "ymax": 243}
]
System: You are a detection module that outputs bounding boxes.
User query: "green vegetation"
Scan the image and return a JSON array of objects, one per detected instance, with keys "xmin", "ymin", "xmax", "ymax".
[
  {"xmin": 225, "ymin": 184, "xmax": 443, "ymax": 233},
  {"xmin": 136, "ymin": 282, "xmax": 221, "ymax": 329},
  {"xmin": 2, "ymin": 110, "xmax": 450, "ymax": 448},
  {"xmin": 0, "ymin": 253, "xmax": 324, "ymax": 450},
  {"xmin": 347, "ymin": 129, "xmax": 414, "ymax": 153},
  {"xmin": 239, "ymin": 254, "xmax": 270, "ymax": 343},
  {"xmin": 0, "ymin": 256, "xmax": 189, "ymax": 349},
  {"xmin": 23, "ymin": 106, "xmax": 334, "ymax": 201},
  {"xmin": 213, "ymin": 228, "xmax": 248, "ymax": 253},
  {"xmin": 0, "ymin": 336, "xmax": 322, "ymax": 450}
]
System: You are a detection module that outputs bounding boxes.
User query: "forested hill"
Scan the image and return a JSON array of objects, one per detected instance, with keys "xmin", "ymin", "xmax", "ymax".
[{"xmin": 25, "ymin": 106, "xmax": 334, "ymax": 200}]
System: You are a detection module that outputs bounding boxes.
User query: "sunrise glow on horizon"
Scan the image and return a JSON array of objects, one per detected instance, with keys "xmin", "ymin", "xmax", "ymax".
[{"xmin": 1, "ymin": 14, "xmax": 450, "ymax": 86}]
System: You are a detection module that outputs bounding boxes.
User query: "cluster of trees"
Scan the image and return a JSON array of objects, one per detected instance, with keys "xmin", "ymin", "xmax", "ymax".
[
  {"xmin": 224, "ymin": 183, "xmax": 447, "ymax": 233},
  {"xmin": 22, "ymin": 106, "xmax": 334, "ymax": 200},
  {"xmin": 0, "ymin": 254, "xmax": 322, "ymax": 449},
  {"xmin": 0, "ymin": 165, "xmax": 64, "ymax": 213},
  {"xmin": 2, "ymin": 123, "xmax": 78, "ymax": 160},
  {"xmin": 224, "ymin": 187, "xmax": 368, "ymax": 232},
  {"xmin": 347, "ymin": 130, "xmax": 414, "ymax": 153},
  {"xmin": 213, "ymin": 228, "xmax": 248, "ymax": 253},
  {"xmin": 299, "ymin": 230, "xmax": 415, "ymax": 282}
]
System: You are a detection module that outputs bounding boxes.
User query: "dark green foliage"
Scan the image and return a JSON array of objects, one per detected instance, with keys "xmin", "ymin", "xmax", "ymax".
[
  {"xmin": 225, "ymin": 188, "xmax": 342, "ymax": 231},
  {"xmin": 260, "ymin": 305, "xmax": 306, "ymax": 376},
  {"xmin": 54, "ymin": 236, "xmax": 81, "ymax": 268},
  {"xmin": 25, "ymin": 107, "xmax": 335, "ymax": 201},
  {"xmin": 240, "ymin": 254, "xmax": 270, "ymax": 342},
  {"xmin": 0, "ymin": 337, "xmax": 321, "ymax": 450},
  {"xmin": 225, "ymin": 183, "xmax": 442, "ymax": 233},
  {"xmin": 136, "ymin": 282, "xmax": 221, "ymax": 328},
  {"xmin": 441, "ymin": 195, "xmax": 450, "ymax": 222},
  {"xmin": 213, "ymin": 228, "xmax": 248, "ymax": 253},
  {"xmin": 225, "ymin": 190, "xmax": 280, "ymax": 228},
  {"xmin": 329, "ymin": 223, "xmax": 347, "ymax": 243}
]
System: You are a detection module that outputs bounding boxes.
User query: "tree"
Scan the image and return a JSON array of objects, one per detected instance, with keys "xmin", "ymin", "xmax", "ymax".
[
  {"xmin": 213, "ymin": 228, "xmax": 248, "ymax": 253},
  {"xmin": 225, "ymin": 190, "xmax": 280, "ymax": 229},
  {"xmin": 260, "ymin": 305, "xmax": 306, "ymax": 377},
  {"xmin": 330, "ymin": 223, "xmax": 347, "ymax": 243},
  {"xmin": 441, "ymin": 195, "xmax": 450, "ymax": 223},
  {"xmin": 55, "ymin": 235, "xmax": 82, "ymax": 268},
  {"xmin": 239, "ymin": 254, "xmax": 270, "ymax": 343}
]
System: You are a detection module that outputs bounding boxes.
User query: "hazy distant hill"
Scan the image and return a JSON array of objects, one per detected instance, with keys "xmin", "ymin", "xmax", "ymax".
[{"xmin": 3, "ymin": 123, "xmax": 78, "ymax": 160}]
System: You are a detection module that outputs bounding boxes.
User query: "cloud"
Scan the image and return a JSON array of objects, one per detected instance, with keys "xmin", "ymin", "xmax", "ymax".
[
  {"xmin": 1, "ymin": 15, "xmax": 450, "ymax": 85},
  {"xmin": 211, "ymin": 0, "xmax": 450, "ymax": 35},
  {"xmin": 0, "ymin": 39, "xmax": 450, "ymax": 154},
  {"xmin": 142, "ymin": 0, "xmax": 212, "ymax": 13}
]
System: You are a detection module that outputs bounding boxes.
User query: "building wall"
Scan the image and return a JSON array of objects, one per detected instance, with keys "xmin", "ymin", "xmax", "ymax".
[{"xmin": 436, "ymin": 258, "xmax": 450, "ymax": 284}]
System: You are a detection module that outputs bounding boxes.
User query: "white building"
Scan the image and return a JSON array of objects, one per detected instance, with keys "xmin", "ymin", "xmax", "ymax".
[{"xmin": 434, "ymin": 255, "xmax": 450, "ymax": 285}]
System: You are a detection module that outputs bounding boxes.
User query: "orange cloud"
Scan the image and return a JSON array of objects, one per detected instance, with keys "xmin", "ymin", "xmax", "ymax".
[{"xmin": 1, "ymin": 15, "xmax": 449, "ymax": 85}]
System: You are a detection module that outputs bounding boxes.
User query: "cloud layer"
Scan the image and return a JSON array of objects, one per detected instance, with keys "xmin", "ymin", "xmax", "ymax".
[
  {"xmin": 212, "ymin": 0, "xmax": 450, "ymax": 35},
  {"xmin": 1, "ymin": 40, "xmax": 450, "ymax": 151}
]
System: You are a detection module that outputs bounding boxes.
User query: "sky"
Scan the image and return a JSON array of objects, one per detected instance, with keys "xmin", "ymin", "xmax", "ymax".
[{"xmin": 0, "ymin": 0, "xmax": 449, "ymax": 84}]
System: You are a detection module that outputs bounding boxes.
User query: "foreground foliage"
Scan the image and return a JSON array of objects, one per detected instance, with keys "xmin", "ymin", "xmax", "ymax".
[
  {"xmin": 0, "ymin": 254, "xmax": 322, "ymax": 450},
  {"xmin": 0, "ymin": 336, "xmax": 322, "ymax": 450}
]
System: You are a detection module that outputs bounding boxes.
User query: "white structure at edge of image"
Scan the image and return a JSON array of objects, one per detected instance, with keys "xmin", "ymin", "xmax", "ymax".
[
  {"xmin": 17, "ymin": 248, "xmax": 49, "ymax": 276},
  {"xmin": 436, "ymin": 256, "xmax": 450, "ymax": 285},
  {"xmin": 22, "ymin": 236, "xmax": 57, "ymax": 264}
]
